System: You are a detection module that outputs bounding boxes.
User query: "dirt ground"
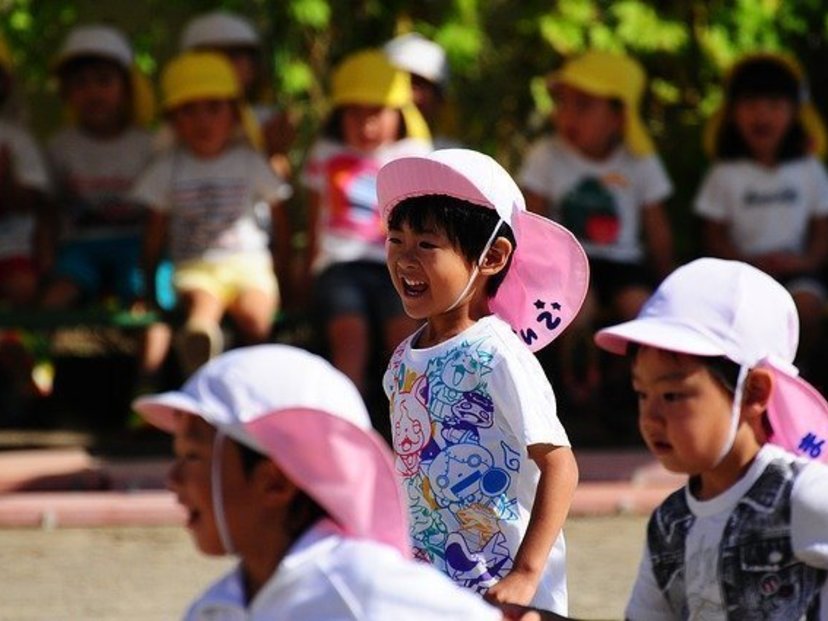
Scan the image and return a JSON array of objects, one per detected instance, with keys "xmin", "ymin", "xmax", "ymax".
[{"xmin": 0, "ymin": 515, "xmax": 647, "ymax": 620}]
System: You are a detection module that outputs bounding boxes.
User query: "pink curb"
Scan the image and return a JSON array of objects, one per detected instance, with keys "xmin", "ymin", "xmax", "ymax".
[
  {"xmin": 0, "ymin": 482, "xmax": 681, "ymax": 528},
  {"xmin": 0, "ymin": 491, "xmax": 185, "ymax": 528}
]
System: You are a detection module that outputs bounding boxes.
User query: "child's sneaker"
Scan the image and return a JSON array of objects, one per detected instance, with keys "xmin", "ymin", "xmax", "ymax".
[{"xmin": 174, "ymin": 321, "xmax": 223, "ymax": 377}]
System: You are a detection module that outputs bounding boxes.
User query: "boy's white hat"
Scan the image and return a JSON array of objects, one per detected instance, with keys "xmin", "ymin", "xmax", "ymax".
[
  {"xmin": 180, "ymin": 11, "xmax": 260, "ymax": 51},
  {"xmin": 384, "ymin": 33, "xmax": 449, "ymax": 88},
  {"xmin": 378, "ymin": 148, "xmax": 589, "ymax": 352},
  {"xmin": 54, "ymin": 24, "xmax": 133, "ymax": 69},
  {"xmin": 133, "ymin": 344, "xmax": 411, "ymax": 556},
  {"xmin": 596, "ymin": 258, "xmax": 828, "ymax": 463}
]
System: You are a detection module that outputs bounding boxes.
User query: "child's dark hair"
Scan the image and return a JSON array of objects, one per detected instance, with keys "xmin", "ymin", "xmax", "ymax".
[
  {"xmin": 715, "ymin": 56, "xmax": 808, "ymax": 162},
  {"xmin": 322, "ymin": 106, "xmax": 407, "ymax": 142},
  {"xmin": 387, "ymin": 195, "xmax": 516, "ymax": 297},
  {"xmin": 236, "ymin": 441, "xmax": 328, "ymax": 540},
  {"xmin": 628, "ymin": 343, "xmax": 740, "ymax": 394},
  {"xmin": 57, "ymin": 55, "xmax": 131, "ymax": 87}
]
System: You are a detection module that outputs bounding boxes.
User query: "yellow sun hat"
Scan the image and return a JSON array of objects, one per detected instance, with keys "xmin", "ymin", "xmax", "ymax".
[
  {"xmin": 702, "ymin": 52, "xmax": 826, "ymax": 158},
  {"xmin": 53, "ymin": 24, "xmax": 155, "ymax": 127},
  {"xmin": 548, "ymin": 50, "xmax": 655, "ymax": 156},
  {"xmin": 330, "ymin": 48, "xmax": 430, "ymax": 141},
  {"xmin": 160, "ymin": 51, "xmax": 263, "ymax": 150}
]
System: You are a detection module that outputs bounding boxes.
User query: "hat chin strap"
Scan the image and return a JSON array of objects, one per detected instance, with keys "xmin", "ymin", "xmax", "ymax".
[
  {"xmin": 714, "ymin": 365, "xmax": 749, "ymax": 468},
  {"xmin": 444, "ymin": 218, "xmax": 504, "ymax": 314},
  {"xmin": 211, "ymin": 431, "xmax": 236, "ymax": 555}
]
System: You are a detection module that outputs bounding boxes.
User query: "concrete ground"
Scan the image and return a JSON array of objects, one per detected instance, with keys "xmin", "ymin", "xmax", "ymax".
[
  {"xmin": 0, "ymin": 430, "xmax": 680, "ymax": 620},
  {"xmin": 0, "ymin": 516, "xmax": 647, "ymax": 621}
]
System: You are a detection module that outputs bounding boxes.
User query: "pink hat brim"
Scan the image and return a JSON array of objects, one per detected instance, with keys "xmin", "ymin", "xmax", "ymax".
[
  {"xmin": 245, "ymin": 409, "xmax": 412, "ymax": 557},
  {"xmin": 759, "ymin": 360, "xmax": 828, "ymax": 464}
]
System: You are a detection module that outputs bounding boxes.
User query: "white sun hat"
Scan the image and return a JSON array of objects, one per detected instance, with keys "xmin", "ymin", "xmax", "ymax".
[
  {"xmin": 384, "ymin": 32, "xmax": 449, "ymax": 88},
  {"xmin": 54, "ymin": 24, "xmax": 133, "ymax": 69},
  {"xmin": 596, "ymin": 258, "xmax": 828, "ymax": 464},
  {"xmin": 180, "ymin": 10, "xmax": 260, "ymax": 51},
  {"xmin": 133, "ymin": 344, "xmax": 411, "ymax": 555},
  {"xmin": 379, "ymin": 148, "xmax": 589, "ymax": 352}
]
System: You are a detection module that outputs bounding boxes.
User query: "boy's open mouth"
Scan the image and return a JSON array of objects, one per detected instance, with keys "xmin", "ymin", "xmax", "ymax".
[{"xmin": 402, "ymin": 276, "xmax": 427, "ymax": 297}]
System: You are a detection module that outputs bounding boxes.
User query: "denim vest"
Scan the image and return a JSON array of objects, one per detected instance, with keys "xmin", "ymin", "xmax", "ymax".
[{"xmin": 647, "ymin": 458, "xmax": 826, "ymax": 620}]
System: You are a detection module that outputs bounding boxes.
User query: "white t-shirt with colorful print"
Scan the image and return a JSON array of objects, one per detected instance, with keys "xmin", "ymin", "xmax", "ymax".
[
  {"xmin": 383, "ymin": 314, "xmax": 570, "ymax": 613},
  {"xmin": 519, "ymin": 135, "xmax": 672, "ymax": 264},
  {"xmin": 301, "ymin": 137, "xmax": 432, "ymax": 273}
]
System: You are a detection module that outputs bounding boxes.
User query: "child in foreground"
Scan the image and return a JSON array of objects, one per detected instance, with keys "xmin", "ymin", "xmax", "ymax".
[
  {"xmin": 378, "ymin": 149, "xmax": 590, "ymax": 612},
  {"xmin": 594, "ymin": 258, "xmax": 828, "ymax": 619},
  {"xmin": 132, "ymin": 343, "xmax": 540, "ymax": 620}
]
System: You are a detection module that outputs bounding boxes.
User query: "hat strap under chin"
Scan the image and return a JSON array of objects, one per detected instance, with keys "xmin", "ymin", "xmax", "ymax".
[
  {"xmin": 714, "ymin": 364, "xmax": 749, "ymax": 467},
  {"xmin": 211, "ymin": 431, "xmax": 236, "ymax": 555},
  {"xmin": 444, "ymin": 218, "xmax": 504, "ymax": 313}
]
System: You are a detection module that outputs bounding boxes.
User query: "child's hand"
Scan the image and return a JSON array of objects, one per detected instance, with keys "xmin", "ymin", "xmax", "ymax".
[{"xmin": 484, "ymin": 567, "xmax": 541, "ymax": 607}]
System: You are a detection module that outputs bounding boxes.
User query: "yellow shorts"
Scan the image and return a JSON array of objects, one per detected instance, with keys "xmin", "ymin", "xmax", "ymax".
[{"xmin": 174, "ymin": 253, "xmax": 278, "ymax": 306}]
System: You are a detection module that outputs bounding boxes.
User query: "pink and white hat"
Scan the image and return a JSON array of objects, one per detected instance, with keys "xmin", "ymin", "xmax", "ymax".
[
  {"xmin": 378, "ymin": 148, "xmax": 589, "ymax": 352},
  {"xmin": 596, "ymin": 258, "xmax": 828, "ymax": 464},
  {"xmin": 133, "ymin": 344, "xmax": 411, "ymax": 556}
]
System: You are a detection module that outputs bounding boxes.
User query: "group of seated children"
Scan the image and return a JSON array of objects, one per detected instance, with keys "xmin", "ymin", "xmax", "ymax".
[
  {"xmin": 134, "ymin": 148, "xmax": 828, "ymax": 619},
  {"xmin": 4, "ymin": 12, "xmax": 828, "ymax": 443},
  {"xmin": 518, "ymin": 48, "xmax": 828, "ymax": 435},
  {"xmin": 0, "ymin": 16, "xmax": 457, "ymax": 415}
]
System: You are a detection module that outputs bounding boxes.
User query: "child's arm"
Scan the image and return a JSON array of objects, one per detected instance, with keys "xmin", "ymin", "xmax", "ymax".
[
  {"xmin": 270, "ymin": 199, "xmax": 294, "ymax": 310},
  {"xmin": 300, "ymin": 190, "xmax": 321, "ymax": 293},
  {"xmin": 523, "ymin": 190, "xmax": 549, "ymax": 217},
  {"xmin": 485, "ymin": 443, "xmax": 579, "ymax": 607},
  {"xmin": 641, "ymin": 202, "xmax": 674, "ymax": 281}
]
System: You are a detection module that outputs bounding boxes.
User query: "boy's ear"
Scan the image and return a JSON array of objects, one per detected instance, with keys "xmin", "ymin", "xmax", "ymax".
[
  {"xmin": 479, "ymin": 237, "xmax": 513, "ymax": 276},
  {"xmin": 257, "ymin": 461, "xmax": 301, "ymax": 508},
  {"xmin": 742, "ymin": 368, "xmax": 773, "ymax": 417}
]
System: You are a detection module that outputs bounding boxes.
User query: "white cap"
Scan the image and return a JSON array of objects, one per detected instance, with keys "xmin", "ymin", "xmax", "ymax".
[
  {"xmin": 180, "ymin": 11, "xmax": 260, "ymax": 51},
  {"xmin": 384, "ymin": 32, "xmax": 449, "ymax": 87},
  {"xmin": 595, "ymin": 258, "xmax": 798, "ymax": 367},
  {"xmin": 596, "ymin": 258, "xmax": 828, "ymax": 465},
  {"xmin": 133, "ymin": 344, "xmax": 413, "ymax": 555},
  {"xmin": 55, "ymin": 24, "xmax": 133, "ymax": 70}
]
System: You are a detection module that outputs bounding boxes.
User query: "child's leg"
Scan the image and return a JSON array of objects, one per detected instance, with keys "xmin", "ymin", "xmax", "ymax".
[
  {"xmin": 558, "ymin": 286, "xmax": 601, "ymax": 407},
  {"xmin": 327, "ymin": 314, "xmax": 371, "ymax": 394},
  {"xmin": 227, "ymin": 287, "xmax": 277, "ymax": 344},
  {"xmin": 612, "ymin": 285, "xmax": 651, "ymax": 322},
  {"xmin": 0, "ymin": 258, "xmax": 38, "ymax": 307},
  {"xmin": 174, "ymin": 287, "xmax": 225, "ymax": 377},
  {"xmin": 40, "ymin": 242, "xmax": 97, "ymax": 309},
  {"xmin": 791, "ymin": 287, "xmax": 825, "ymax": 384}
]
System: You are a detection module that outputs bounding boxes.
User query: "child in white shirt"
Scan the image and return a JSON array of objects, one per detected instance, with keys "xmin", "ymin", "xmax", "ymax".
[
  {"xmin": 300, "ymin": 49, "xmax": 431, "ymax": 425},
  {"xmin": 694, "ymin": 53, "xmax": 828, "ymax": 379},
  {"xmin": 133, "ymin": 52, "xmax": 291, "ymax": 376},
  {"xmin": 42, "ymin": 24, "xmax": 155, "ymax": 309},
  {"xmin": 132, "ymin": 344, "xmax": 507, "ymax": 620},
  {"xmin": 519, "ymin": 51, "xmax": 674, "ymax": 413},
  {"xmin": 595, "ymin": 258, "xmax": 828, "ymax": 620},
  {"xmin": 379, "ymin": 149, "xmax": 589, "ymax": 613}
]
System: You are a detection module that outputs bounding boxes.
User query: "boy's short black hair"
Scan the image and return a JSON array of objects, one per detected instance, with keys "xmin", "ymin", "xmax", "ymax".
[
  {"xmin": 715, "ymin": 57, "xmax": 808, "ymax": 162},
  {"xmin": 387, "ymin": 194, "xmax": 516, "ymax": 297},
  {"xmin": 628, "ymin": 343, "xmax": 741, "ymax": 395}
]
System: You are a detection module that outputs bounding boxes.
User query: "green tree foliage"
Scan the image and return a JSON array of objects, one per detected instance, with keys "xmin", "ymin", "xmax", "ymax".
[{"xmin": 3, "ymin": 0, "xmax": 828, "ymax": 258}]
